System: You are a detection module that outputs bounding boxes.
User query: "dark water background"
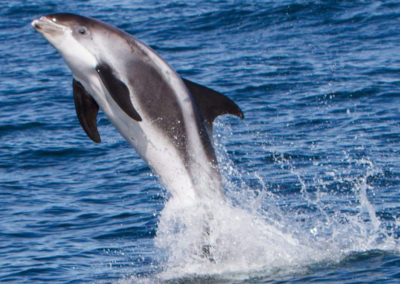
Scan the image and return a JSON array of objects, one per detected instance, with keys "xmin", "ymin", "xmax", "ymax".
[{"xmin": 1, "ymin": 0, "xmax": 400, "ymax": 283}]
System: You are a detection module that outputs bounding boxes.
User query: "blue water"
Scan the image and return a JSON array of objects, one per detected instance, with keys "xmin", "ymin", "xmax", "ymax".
[{"xmin": 1, "ymin": 0, "xmax": 400, "ymax": 283}]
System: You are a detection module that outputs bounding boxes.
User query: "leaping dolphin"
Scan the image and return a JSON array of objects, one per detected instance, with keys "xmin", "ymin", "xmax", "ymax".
[{"xmin": 31, "ymin": 13, "xmax": 243, "ymax": 205}]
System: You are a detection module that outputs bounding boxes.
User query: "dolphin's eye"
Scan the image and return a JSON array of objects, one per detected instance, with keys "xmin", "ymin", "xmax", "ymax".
[{"xmin": 77, "ymin": 26, "xmax": 88, "ymax": 35}]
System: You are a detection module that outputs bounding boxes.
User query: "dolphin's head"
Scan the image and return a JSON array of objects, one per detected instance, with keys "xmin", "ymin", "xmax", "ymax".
[{"xmin": 32, "ymin": 13, "xmax": 129, "ymax": 81}]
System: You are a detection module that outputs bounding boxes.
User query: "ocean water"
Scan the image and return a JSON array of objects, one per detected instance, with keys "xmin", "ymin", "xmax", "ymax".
[{"xmin": 1, "ymin": 0, "xmax": 400, "ymax": 283}]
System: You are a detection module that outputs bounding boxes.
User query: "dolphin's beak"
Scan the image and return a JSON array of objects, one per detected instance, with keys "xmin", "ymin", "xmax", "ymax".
[
  {"xmin": 31, "ymin": 18, "xmax": 42, "ymax": 30},
  {"xmin": 31, "ymin": 16, "xmax": 64, "ymax": 33}
]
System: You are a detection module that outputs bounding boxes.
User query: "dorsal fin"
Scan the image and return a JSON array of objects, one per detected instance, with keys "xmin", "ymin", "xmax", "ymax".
[
  {"xmin": 183, "ymin": 78, "xmax": 244, "ymax": 131},
  {"xmin": 95, "ymin": 63, "xmax": 142, "ymax": 121},
  {"xmin": 73, "ymin": 79, "xmax": 101, "ymax": 143}
]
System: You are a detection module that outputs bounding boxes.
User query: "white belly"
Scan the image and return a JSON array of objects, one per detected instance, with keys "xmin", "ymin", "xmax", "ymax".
[{"xmin": 85, "ymin": 74, "xmax": 222, "ymax": 205}]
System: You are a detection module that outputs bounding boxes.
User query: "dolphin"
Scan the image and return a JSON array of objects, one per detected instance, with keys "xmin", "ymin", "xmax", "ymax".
[{"xmin": 31, "ymin": 13, "xmax": 243, "ymax": 205}]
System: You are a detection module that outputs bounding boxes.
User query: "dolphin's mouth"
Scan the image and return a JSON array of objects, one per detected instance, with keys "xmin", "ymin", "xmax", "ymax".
[{"xmin": 31, "ymin": 16, "xmax": 65, "ymax": 33}]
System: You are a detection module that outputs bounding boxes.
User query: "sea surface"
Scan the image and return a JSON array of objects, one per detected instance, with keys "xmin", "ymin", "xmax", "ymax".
[{"xmin": 1, "ymin": 0, "xmax": 400, "ymax": 283}]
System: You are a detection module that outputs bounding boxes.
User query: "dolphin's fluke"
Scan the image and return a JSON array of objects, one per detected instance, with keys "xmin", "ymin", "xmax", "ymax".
[
  {"xmin": 73, "ymin": 79, "xmax": 101, "ymax": 143},
  {"xmin": 183, "ymin": 78, "xmax": 244, "ymax": 132},
  {"xmin": 95, "ymin": 63, "xmax": 142, "ymax": 122}
]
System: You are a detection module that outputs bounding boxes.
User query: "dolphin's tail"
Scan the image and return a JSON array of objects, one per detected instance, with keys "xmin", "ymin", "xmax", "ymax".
[
  {"xmin": 201, "ymin": 224, "xmax": 215, "ymax": 262},
  {"xmin": 199, "ymin": 206, "xmax": 217, "ymax": 262}
]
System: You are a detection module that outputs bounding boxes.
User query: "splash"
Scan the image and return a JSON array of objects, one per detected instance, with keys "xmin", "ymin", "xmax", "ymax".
[{"xmin": 121, "ymin": 123, "xmax": 399, "ymax": 283}]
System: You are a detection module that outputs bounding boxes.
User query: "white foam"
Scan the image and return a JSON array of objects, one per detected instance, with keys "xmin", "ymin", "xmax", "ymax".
[{"xmin": 120, "ymin": 122, "xmax": 399, "ymax": 283}]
